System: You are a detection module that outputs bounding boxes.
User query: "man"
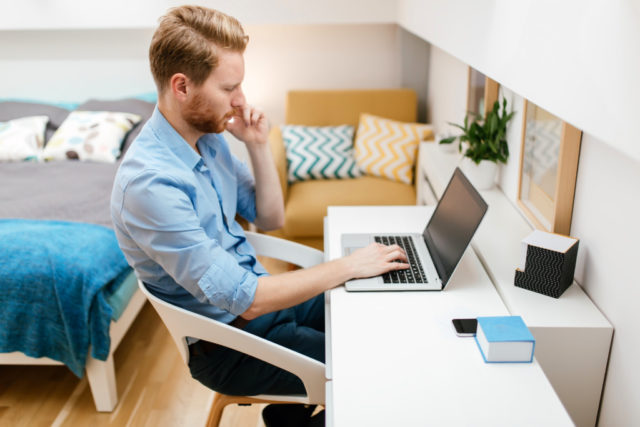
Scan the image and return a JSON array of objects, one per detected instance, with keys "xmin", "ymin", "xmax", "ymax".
[{"xmin": 111, "ymin": 5, "xmax": 409, "ymax": 426}]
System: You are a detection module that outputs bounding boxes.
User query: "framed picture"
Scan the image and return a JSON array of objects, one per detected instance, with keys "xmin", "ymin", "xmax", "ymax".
[
  {"xmin": 517, "ymin": 100, "xmax": 582, "ymax": 235},
  {"xmin": 467, "ymin": 67, "xmax": 499, "ymax": 117}
]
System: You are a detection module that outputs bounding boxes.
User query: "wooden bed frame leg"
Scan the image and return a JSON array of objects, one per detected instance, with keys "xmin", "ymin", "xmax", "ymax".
[{"xmin": 85, "ymin": 352, "xmax": 118, "ymax": 412}]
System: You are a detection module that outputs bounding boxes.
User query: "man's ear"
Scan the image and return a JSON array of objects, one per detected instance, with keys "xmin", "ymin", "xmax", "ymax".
[{"xmin": 169, "ymin": 73, "xmax": 189, "ymax": 102}]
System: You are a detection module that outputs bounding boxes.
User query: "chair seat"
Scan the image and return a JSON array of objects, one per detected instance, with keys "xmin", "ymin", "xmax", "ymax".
[{"xmin": 283, "ymin": 176, "xmax": 416, "ymax": 238}]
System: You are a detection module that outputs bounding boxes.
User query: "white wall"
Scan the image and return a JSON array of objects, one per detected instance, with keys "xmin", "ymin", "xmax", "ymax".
[
  {"xmin": 0, "ymin": 0, "xmax": 397, "ymax": 29},
  {"xmin": 0, "ymin": 29, "xmax": 156, "ymax": 102},
  {"xmin": 398, "ymin": 28, "xmax": 431, "ymax": 122},
  {"xmin": 570, "ymin": 135, "xmax": 640, "ymax": 427},
  {"xmin": 425, "ymin": 45, "xmax": 466, "ymax": 135},
  {"xmin": 425, "ymin": 44, "xmax": 640, "ymax": 427},
  {"xmin": 243, "ymin": 24, "xmax": 402, "ymax": 126}
]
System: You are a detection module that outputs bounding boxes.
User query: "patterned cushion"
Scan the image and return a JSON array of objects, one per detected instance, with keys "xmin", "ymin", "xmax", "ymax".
[
  {"xmin": 42, "ymin": 110, "xmax": 141, "ymax": 163},
  {"xmin": 0, "ymin": 116, "xmax": 48, "ymax": 162},
  {"xmin": 75, "ymin": 98, "xmax": 155, "ymax": 156},
  {"xmin": 354, "ymin": 113, "xmax": 433, "ymax": 184},
  {"xmin": 282, "ymin": 125, "xmax": 361, "ymax": 183}
]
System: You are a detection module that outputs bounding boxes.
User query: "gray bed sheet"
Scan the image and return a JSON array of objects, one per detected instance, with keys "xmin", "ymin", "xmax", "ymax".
[{"xmin": 0, "ymin": 161, "xmax": 119, "ymax": 228}]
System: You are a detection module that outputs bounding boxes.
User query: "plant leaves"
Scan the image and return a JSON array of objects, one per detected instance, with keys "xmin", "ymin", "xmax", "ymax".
[{"xmin": 445, "ymin": 97, "xmax": 515, "ymax": 163}]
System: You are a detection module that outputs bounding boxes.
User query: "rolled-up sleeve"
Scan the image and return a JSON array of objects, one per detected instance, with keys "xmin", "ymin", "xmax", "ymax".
[
  {"xmin": 119, "ymin": 170, "xmax": 257, "ymax": 315},
  {"xmin": 199, "ymin": 262, "xmax": 257, "ymax": 315}
]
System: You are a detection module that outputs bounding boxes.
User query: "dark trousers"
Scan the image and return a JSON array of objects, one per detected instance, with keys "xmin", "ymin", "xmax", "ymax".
[{"xmin": 188, "ymin": 294, "xmax": 325, "ymax": 396}]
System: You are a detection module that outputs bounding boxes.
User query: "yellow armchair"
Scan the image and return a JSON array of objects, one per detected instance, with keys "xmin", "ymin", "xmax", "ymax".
[{"xmin": 267, "ymin": 89, "xmax": 423, "ymax": 250}]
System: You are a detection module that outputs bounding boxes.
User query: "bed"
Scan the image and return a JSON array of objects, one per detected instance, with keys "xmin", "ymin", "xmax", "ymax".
[{"xmin": 0, "ymin": 97, "xmax": 154, "ymax": 412}]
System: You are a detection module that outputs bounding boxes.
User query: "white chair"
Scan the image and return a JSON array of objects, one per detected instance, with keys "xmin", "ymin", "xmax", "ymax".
[{"xmin": 138, "ymin": 231, "xmax": 326, "ymax": 427}]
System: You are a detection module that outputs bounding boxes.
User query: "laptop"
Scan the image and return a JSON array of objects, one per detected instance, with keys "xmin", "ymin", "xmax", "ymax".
[{"xmin": 341, "ymin": 167, "xmax": 488, "ymax": 291}]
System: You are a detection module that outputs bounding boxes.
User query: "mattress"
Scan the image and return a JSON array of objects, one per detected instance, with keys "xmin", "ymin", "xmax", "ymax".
[
  {"xmin": 106, "ymin": 269, "xmax": 138, "ymax": 320},
  {"xmin": 0, "ymin": 160, "xmax": 118, "ymax": 228}
]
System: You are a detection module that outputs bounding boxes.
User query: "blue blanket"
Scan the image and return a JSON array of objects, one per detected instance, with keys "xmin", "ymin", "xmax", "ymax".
[{"xmin": 0, "ymin": 219, "xmax": 131, "ymax": 377}]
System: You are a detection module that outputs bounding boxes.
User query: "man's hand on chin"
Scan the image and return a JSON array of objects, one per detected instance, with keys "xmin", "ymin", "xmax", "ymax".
[{"xmin": 225, "ymin": 104, "xmax": 269, "ymax": 148}]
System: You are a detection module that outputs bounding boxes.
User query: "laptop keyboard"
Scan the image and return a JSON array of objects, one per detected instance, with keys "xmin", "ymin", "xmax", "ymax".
[{"xmin": 374, "ymin": 235, "xmax": 428, "ymax": 284}]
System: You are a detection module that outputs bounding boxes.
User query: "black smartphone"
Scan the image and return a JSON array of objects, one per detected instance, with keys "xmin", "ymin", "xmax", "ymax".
[{"xmin": 452, "ymin": 318, "xmax": 477, "ymax": 337}]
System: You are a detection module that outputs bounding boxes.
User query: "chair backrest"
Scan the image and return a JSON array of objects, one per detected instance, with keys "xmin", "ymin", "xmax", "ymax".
[
  {"xmin": 285, "ymin": 89, "xmax": 418, "ymax": 126},
  {"xmin": 137, "ymin": 231, "xmax": 327, "ymax": 403}
]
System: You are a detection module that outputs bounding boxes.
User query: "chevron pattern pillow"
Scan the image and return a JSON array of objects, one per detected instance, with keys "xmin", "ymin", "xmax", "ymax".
[
  {"xmin": 354, "ymin": 113, "xmax": 434, "ymax": 184},
  {"xmin": 282, "ymin": 125, "xmax": 361, "ymax": 183}
]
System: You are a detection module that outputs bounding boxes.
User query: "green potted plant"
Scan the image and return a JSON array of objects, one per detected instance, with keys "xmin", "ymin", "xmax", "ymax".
[{"xmin": 440, "ymin": 98, "xmax": 515, "ymax": 189}]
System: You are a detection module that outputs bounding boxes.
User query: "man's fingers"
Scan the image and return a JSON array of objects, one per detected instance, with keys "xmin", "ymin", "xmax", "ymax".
[
  {"xmin": 243, "ymin": 105, "xmax": 252, "ymax": 125},
  {"xmin": 383, "ymin": 245, "xmax": 406, "ymax": 259},
  {"xmin": 250, "ymin": 108, "xmax": 263, "ymax": 126},
  {"xmin": 386, "ymin": 250, "xmax": 407, "ymax": 262},
  {"xmin": 236, "ymin": 104, "xmax": 265, "ymax": 127},
  {"xmin": 391, "ymin": 262, "xmax": 410, "ymax": 270}
]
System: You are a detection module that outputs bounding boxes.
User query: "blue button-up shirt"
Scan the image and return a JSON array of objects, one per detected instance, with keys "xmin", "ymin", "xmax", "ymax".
[{"xmin": 111, "ymin": 107, "xmax": 267, "ymax": 324}]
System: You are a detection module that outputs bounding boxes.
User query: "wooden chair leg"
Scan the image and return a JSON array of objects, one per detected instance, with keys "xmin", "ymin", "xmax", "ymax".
[
  {"xmin": 206, "ymin": 393, "xmax": 229, "ymax": 427},
  {"xmin": 206, "ymin": 393, "xmax": 262, "ymax": 427},
  {"xmin": 206, "ymin": 393, "xmax": 301, "ymax": 427}
]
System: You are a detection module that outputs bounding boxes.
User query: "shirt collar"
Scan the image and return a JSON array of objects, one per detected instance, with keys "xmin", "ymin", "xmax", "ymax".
[
  {"xmin": 148, "ymin": 106, "xmax": 203, "ymax": 171},
  {"xmin": 197, "ymin": 134, "xmax": 219, "ymax": 163}
]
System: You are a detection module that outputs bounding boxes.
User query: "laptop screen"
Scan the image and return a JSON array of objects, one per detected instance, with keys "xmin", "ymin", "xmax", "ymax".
[{"xmin": 422, "ymin": 168, "xmax": 488, "ymax": 286}]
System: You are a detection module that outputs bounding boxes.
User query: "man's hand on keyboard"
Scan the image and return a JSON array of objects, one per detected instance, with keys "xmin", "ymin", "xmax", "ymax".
[{"xmin": 345, "ymin": 243, "xmax": 410, "ymax": 279}]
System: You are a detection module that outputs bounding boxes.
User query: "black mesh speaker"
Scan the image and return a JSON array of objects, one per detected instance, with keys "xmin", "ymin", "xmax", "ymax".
[{"xmin": 514, "ymin": 241, "xmax": 579, "ymax": 299}]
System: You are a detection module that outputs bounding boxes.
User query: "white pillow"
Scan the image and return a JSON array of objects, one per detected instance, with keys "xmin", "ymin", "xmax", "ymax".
[
  {"xmin": 0, "ymin": 115, "xmax": 49, "ymax": 162},
  {"xmin": 42, "ymin": 110, "xmax": 141, "ymax": 163}
]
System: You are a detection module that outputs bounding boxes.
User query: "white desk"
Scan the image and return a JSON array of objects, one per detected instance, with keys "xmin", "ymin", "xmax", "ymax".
[
  {"xmin": 324, "ymin": 206, "xmax": 572, "ymax": 427},
  {"xmin": 418, "ymin": 142, "xmax": 613, "ymax": 427}
]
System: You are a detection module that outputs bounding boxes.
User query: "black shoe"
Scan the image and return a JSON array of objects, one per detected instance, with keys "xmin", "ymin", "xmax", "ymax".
[{"xmin": 262, "ymin": 404, "xmax": 316, "ymax": 427}]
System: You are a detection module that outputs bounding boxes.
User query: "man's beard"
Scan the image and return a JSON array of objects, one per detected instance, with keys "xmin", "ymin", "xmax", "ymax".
[{"xmin": 183, "ymin": 91, "xmax": 235, "ymax": 134}]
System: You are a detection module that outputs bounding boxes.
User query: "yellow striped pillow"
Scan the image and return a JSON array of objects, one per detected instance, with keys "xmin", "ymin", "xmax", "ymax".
[{"xmin": 354, "ymin": 113, "xmax": 434, "ymax": 184}]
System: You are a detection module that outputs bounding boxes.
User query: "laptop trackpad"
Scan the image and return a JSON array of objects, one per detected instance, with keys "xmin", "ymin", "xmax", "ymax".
[
  {"xmin": 343, "ymin": 246, "xmax": 363, "ymax": 256},
  {"xmin": 342, "ymin": 234, "xmax": 373, "ymax": 256}
]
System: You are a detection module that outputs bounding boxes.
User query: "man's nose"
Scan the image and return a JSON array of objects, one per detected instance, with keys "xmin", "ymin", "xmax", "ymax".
[{"xmin": 232, "ymin": 88, "xmax": 246, "ymax": 107}]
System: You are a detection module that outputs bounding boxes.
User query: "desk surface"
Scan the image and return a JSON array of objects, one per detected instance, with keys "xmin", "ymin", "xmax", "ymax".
[{"xmin": 325, "ymin": 205, "xmax": 572, "ymax": 426}]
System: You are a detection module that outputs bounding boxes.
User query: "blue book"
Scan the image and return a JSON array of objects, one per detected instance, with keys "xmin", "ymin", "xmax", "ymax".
[{"xmin": 475, "ymin": 316, "xmax": 535, "ymax": 363}]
